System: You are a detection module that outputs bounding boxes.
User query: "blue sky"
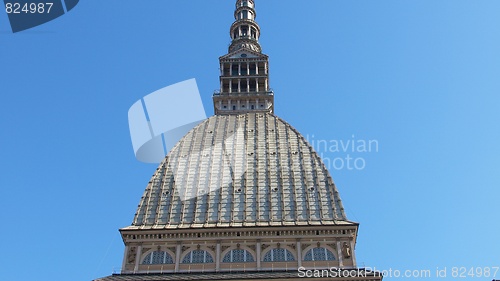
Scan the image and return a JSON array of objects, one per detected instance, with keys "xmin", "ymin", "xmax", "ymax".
[{"xmin": 1, "ymin": 1, "xmax": 499, "ymax": 280}]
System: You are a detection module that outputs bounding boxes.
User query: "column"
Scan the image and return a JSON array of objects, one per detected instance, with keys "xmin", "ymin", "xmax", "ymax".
[
  {"xmin": 133, "ymin": 245, "xmax": 142, "ymax": 273},
  {"xmin": 350, "ymin": 239, "xmax": 357, "ymax": 267},
  {"xmin": 256, "ymin": 62, "xmax": 259, "ymax": 75},
  {"xmin": 221, "ymin": 63, "xmax": 224, "ymax": 76},
  {"xmin": 238, "ymin": 79, "xmax": 241, "ymax": 93},
  {"xmin": 238, "ymin": 63, "xmax": 241, "ymax": 76},
  {"xmin": 247, "ymin": 78, "xmax": 250, "ymax": 92},
  {"xmin": 255, "ymin": 78, "xmax": 259, "ymax": 92},
  {"xmin": 229, "ymin": 79, "xmax": 232, "ymax": 93},
  {"xmin": 216, "ymin": 241, "xmax": 221, "ymax": 272},
  {"xmin": 337, "ymin": 240, "xmax": 343, "ymax": 268},
  {"xmin": 175, "ymin": 242, "xmax": 181, "ymax": 272},
  {"xmin": 247, "ymin": 62, "xmax": 250, "ymax": 75},
  {"xmin": 256, "ymin": 240, "xmax": 261, "ymax": 270},
  {"xmin": 230, "ymin": 63, "xmax": 233, "ymax": 76},
  {"xmin": 296, "ymin": 240, "xmax": 302, "ymax": 268},
  {"xmin": 264, "ymin": 79, "xmax": 268, "ymax": 92},
  {"xmin": 121, "ymin": 245, "xmax": 129, "ymax": 273}
]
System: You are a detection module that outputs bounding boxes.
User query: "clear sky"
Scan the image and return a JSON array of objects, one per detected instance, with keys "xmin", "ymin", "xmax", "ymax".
[{"xmin": 1, "ymin": 1, "xmax": 499, "ymax": 280}]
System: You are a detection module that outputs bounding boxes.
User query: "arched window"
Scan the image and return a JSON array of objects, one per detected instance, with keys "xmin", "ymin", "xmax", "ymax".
[
  {"xmin": 181, "ymin": 250, "xmax": 214, "ymax": 264},
  {"xmin": 263, "ymin": 248, "xmax": 295, "ymax": 262},
  {"xmin": 304, "ymin": 247, "xmax": 336, "ymax": 261},
  {"xmin": 222, "ymin": 249, "xmax": 255, "ymax": 263},
  {"xmin": 142, "ymin": 251, "xmax": 174, "ymax": 265}
]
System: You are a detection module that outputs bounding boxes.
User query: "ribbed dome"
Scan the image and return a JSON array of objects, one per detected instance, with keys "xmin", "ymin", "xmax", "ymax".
[{"xmin": 128, "ymin": 113, "xmax": 347, "ymax": 229}]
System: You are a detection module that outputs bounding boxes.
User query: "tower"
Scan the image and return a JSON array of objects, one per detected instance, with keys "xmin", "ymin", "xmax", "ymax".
[
  {"xmin": 94, "ymin": 1, "xmax": 382, "ymax": 280},
  {"xmin": 213, "ymin": 0, "xmax": 273, "ymax": 115}
]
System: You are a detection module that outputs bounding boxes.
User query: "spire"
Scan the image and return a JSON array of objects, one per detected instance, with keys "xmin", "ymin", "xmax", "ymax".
[
  {"xmin": 213, "ymin": 0, "xmax": 274, "ymax": 115},
  {"xmin": 229, "ymin": 0, "xmax": 262, "ymax": 53}
]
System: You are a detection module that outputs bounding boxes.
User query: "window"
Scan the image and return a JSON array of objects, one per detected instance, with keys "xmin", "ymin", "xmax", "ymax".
[
  {"xmin": 222, "ymin": 249, "xmax": 255, "ymax": 263},
  {"xmin": 241, "ymin": 26, "xmax": 248, "ymax": 37},
  {"xmin": 142, "ymin": 251, "xmax": 174, "ymax": 265},
  {"xmin": 182, "ymin": 250, "xmax": 214, "ymax": 264},
  {"xmin": 232, "ymin": 65, "xmax": 239, "ymax": 76},
  {"xmin": 251, "ymin": 28, "xmax": 257, "ymax": 39},
  {"xmin": 249, "ymin": 80, "xmax": 256, "ymax": 91},
  {"xmin": 263, "ymin": 248, "xmax": 295, "ymax": 262},
  {"xmin": 249, "ymin": 64, "xmax": 256, "ymax": 75},
  {"xmin": 304, "ymin": 247, "xmax": 336, "ymax": 261}
]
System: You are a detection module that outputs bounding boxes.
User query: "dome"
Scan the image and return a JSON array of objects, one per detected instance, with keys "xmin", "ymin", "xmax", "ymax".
[{"xmin": 127, "ymin": 113, "xmax": 347, "ymax": 230}]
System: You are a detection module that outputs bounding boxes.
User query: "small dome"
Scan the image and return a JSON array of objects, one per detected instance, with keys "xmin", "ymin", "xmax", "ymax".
[{"xmin": 129, "ymin": 113, "xmax": 347, "ymax": 229}]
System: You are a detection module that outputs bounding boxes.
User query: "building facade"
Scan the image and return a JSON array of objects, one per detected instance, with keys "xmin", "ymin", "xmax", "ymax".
[{"xmin": 94, "ymin": 1, "xmax": 381, "ymax": 280}]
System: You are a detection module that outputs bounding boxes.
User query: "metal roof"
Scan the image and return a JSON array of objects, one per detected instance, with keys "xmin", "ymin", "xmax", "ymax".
[
  {"xmin": 126, "ymin": 113, "xmax": 347, "ymax": 230},
  {"xmin": 94, "ymin": 269, "xmax": 382, "ymax": 281},
  {"xmin": 94, "ymin": 271, "xmax": 298, "ymax": 281}
]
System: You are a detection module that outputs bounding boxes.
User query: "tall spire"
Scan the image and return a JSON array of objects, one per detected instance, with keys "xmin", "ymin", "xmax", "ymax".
[
  {"xmin": 213, "ymin": 0, "xmax": 274, "ymax": 115},
  {"xmin": 229, "ymin": 0, "xmax": 262, "ymax": 53}
]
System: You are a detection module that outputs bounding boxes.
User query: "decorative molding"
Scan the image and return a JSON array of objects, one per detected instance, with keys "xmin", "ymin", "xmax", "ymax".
[
  {"xmin": 122, "ymin": 228, "xmax": 356, "ymax": 241},
  {"xmin": 327, "ymin": 243, "xmax": 337, "ymax": 250}
]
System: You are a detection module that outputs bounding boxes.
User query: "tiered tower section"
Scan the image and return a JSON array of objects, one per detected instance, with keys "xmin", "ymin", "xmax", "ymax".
[{"xmin": 213, "ymin": 0, "xmax": 274, "ymax": 115}]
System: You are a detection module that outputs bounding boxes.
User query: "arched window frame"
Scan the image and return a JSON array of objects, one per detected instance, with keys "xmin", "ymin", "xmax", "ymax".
[
  {"xmin": 221, "ymin": 246, "xmax": 256, "ymax": 263},
  {"xmin": 181, "ymin": 248, "xmax": 215, "ymax": 264},
  {"xmin": 302, "ymin": 245, "xmax": 337, "ymax": 261},
  {"xmin": 141, "ymin": 250, "xmax": 175, "ymax": 265},
  {"xmin": 261, "ymin": 247, "xmax": 296, "ymax": 262}
]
